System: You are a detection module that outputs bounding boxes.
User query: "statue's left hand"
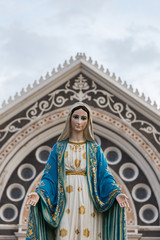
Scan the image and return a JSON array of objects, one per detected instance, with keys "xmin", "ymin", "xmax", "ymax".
[
  {"xmin": 116, "ymin": 193, "xmax": 129, "ymax": 208},
  {"xmin": 26, "ymin": 192, "xmax": 40, "ymax": 206}
]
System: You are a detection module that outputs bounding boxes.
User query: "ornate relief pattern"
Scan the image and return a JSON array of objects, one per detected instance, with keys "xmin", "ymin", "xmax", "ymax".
[
  {"xmin": 92, "ymin": 110, "xmax": 160, "ymax": 170},
  {"xmin": 1, "ymin": 109, "xmax": 159, "ymax": 173},
  {"xmin": 0, "ymin": 74, "xmax": 160, "ymax": 147},
  {"xmin": 0, "ymin": 110, "xmax": 69, "ymax": 163}
]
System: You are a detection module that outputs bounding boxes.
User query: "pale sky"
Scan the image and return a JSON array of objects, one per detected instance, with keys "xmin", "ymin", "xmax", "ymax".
[{"xmin": 0, "ymin": 0, "xmax": 160, "ymax": 109}]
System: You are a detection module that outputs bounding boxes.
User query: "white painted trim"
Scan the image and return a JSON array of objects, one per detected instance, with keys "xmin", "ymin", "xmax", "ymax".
[
  {"xmin": 0, "ymin": 55, "xmax": 159, "ymax": 125},
  {"xmin": 0, "ymin": 236, "xmax": 16, "ymax": 240}
]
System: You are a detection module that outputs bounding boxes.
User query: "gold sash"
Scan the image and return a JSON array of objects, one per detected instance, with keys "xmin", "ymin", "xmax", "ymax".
[{"xmin": 66, "ymin": 171, "xmax": 87, "ymax": 176}]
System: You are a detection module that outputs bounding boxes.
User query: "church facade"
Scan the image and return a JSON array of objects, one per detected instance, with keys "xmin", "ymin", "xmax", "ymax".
[{"xmin": 0, "ymin": 53, "xmax": 160, "ymax": 239}]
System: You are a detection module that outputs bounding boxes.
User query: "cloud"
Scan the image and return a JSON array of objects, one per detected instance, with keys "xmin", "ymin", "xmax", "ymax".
[
  {"xmin": 128, "ymin": 24, "xmax": 160, "ymax": 35},
  {"xmin": 0, "ymin": 0, "xmax": 160, "ymax": 107},
  {"xmin": 0, "ymin": 22, "xmax": 73, "ymax": 77},
  {"xmin": 100, "ymin": 36, "xmax": 160, "ymax": 66}
]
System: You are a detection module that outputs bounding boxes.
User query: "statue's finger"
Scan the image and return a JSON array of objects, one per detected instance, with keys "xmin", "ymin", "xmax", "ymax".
[
  {"xmin": 126, "ymin": 200, "xmax": 130, "ymax": 208},
  {"xmin": 119, "ymin": 203, "xmax": 123, "ymax": 208},
  {"xmin": 124, "ymin": 194, "xmax": 129, "ymax": 199}
]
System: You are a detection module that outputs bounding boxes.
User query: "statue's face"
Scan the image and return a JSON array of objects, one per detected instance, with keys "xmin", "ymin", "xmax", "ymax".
[{"xmin": 71, "ymin": 108, "xmax": 88, "ymax": 133}]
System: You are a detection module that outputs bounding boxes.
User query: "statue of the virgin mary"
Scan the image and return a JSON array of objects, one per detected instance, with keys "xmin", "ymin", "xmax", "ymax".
[{"xmin": 26, "ymin": 102, "xmax": 128, "ymax": 240}]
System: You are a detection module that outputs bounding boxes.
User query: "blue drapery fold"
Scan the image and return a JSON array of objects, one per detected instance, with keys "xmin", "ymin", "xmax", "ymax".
[{"xmin": 26, "ymin": 140, "xmax": 127, "ymax": 240}]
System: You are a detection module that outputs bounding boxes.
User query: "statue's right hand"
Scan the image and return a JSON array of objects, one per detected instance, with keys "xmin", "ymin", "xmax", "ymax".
[{"xmin": 27, "ymin": 192, "xmax": 40, "ymax": 206}]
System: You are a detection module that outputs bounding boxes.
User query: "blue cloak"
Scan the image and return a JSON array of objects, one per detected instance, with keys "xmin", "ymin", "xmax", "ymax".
[{"xmin": 26, "ymin": 140, "xmax": 127, "ymax": 240}]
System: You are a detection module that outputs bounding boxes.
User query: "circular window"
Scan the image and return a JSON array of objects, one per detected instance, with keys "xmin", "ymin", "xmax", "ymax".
[
  {"xmin": 104, "ymin": 147, "xmax": 122, "ymax": 165},
  {"xmin": 0, "ymin": 204, "xmax": 18, "ymax": 222},
  {"xmin": 35, "ymin": 146, "xmax": 52, "ymax": 164},
  {"xmin": 139, "ymin": 204, "xmax": 158, "ymax": 224},
  {"xmin": 132, "ymin": 184, "xmax": 151, "ymax": 202},
  {"xmin": 7, "ymin": 184, "xmax": 25, "ymax": 202},
  {"xmin": 119, "ymin": 163, "xmax": 139, "ymax": 182},
  {"xmin": 18, "ymin": 164, "xmax": 36, "ymax": 181}
]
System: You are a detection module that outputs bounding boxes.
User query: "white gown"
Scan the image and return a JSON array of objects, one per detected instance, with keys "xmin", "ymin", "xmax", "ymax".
[{"xmin": 55, "ymin": 142, "xmax": 103, "ymax": 240}]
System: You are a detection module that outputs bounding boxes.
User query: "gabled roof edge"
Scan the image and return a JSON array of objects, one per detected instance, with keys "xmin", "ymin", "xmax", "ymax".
[{"xmin": 0, "ymin": 52, "xmax": 159, "ymax": 116}]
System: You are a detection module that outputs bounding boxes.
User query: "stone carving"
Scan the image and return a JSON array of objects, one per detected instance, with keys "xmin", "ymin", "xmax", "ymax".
[{"xmin": 0, "ymin": 74, "xmax": 160, "ymax": 146}]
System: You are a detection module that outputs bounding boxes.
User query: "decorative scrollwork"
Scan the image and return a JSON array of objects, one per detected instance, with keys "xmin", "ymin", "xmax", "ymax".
[
  {"xmin": 139, "ymin": 123, "xmax": 160, "ymax": 145},
  {"xmin": 124, "ymin": 105, "xmax": 136, "ymax": 122},
  {"xmin": 0, "ymin": 74, "xmax": 160, "ymax": 146},
  {"xmin": 26, "ymin": 102, "xmax": 39, "ymax": 119}
]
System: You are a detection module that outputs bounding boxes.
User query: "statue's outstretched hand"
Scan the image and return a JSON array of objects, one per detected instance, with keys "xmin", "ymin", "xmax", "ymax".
[
  {"xmin": 116, "ymin": 193, "xmax": 129, "ymax": 208},
  {"xmin": 27, "ymin": 192, "xmax": 40, "ymax": 206}
]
